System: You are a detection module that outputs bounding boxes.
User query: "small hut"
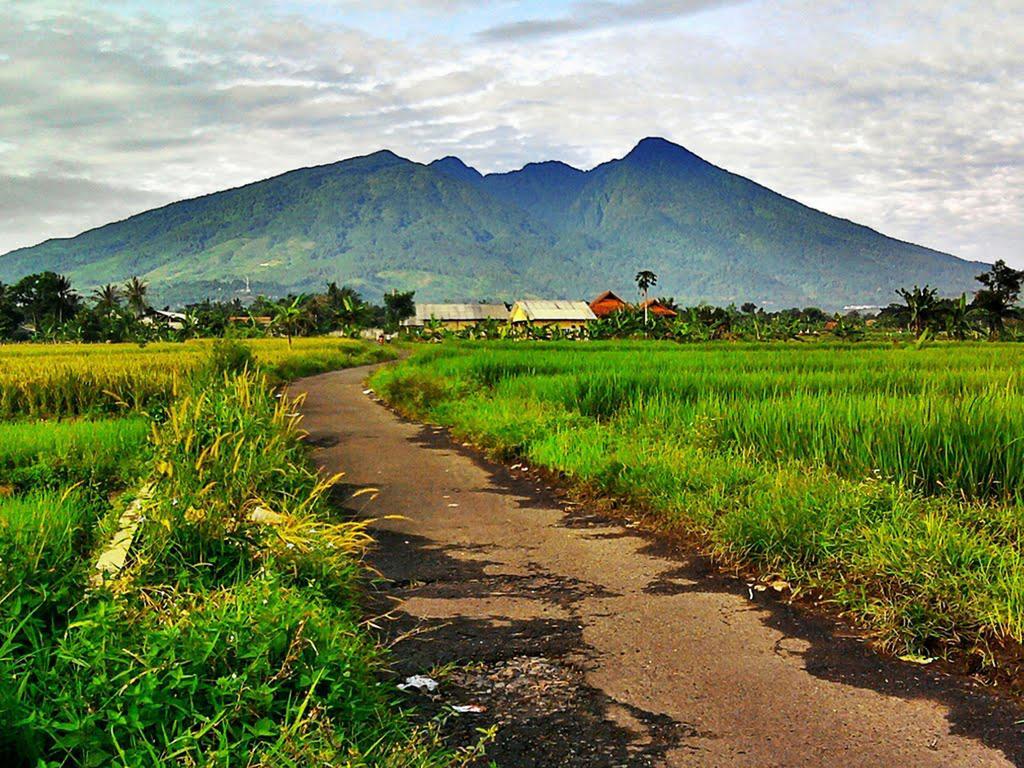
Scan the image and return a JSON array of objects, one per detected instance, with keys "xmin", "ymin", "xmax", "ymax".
[
  {"xmin": 589, "ymin": 291, "xmax": 629, "ymax": 318},
  {"xmin": 639, "ymin": 299, "xmax": 678, "ymax": 318}
]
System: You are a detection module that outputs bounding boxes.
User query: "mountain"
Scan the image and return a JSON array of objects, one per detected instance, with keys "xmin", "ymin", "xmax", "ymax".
[
  {"xmin": 428, "ymin": 156, "xmax": 483, "ymax": 185},
  {"xmin": 0, "ymin": 138, "xmax": 985, "ymax": 308}
]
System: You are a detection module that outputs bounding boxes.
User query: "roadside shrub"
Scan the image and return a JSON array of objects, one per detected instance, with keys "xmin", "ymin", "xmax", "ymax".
[{"xmin": 373, "ymin": 367, "xmax": 462, "ymax": 415}]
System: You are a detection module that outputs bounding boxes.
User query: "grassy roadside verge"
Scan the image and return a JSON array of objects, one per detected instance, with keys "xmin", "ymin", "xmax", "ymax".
[
  {"xmin": 370, "ymin": 342, "xmax": 1024, "ymax": 682},
  {"xmin": 1, "ymin": 341, "xmax": 484, "ymax": 766}
]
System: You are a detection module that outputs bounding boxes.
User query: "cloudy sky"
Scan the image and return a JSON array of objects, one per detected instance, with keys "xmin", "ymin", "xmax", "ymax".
[{"xmin": 2, "ymin": 0, "xmax": 1021, "ymax": 266}]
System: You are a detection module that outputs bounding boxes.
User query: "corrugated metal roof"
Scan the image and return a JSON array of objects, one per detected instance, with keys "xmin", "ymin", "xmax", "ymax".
[
  {"xmin": 404, "ymin": 303, "xmax": 509, "ymax": 325},
  {"xmin": 513, "ymin": 300, "xmax": 597, "ymax": 322}
]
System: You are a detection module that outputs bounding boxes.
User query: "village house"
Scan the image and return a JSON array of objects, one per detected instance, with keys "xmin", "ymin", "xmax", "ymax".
[
  {"xmin": 589, "ymin": 291, "xmax": 677, "ymax": 319},
  {"xmin": 401, "ymin": 303, "xmax": 509, "ymax": 331},
  {"xmin": 509, "ymin": 300, "xmax": 597, "ymax": 329},
  {"xmin": 141, "ymin": 308, "xmax": 188, "ymax": 330},
  {"xmin": 229, "ymin": 315, "xmax": 273, "ymax": 328},
  {"xmin": 639, "ymin": 298, "xmax": 678, "ymax": 318},
  {"xmin": 589, "ymin": 290, "xmax": 629, "ymax": 318}
]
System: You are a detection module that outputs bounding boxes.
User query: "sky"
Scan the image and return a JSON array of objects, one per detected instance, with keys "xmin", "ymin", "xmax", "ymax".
[{"xmin": 1, "ymin": 0, "xmax": 1021, "ymax": 267}]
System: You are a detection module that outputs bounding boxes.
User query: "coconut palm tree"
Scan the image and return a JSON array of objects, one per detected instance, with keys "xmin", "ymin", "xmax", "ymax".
[
  {"xmin": 92, "ymin": 283, "xmax": 122, "ymax": 313},
  {"xmin": 124, "ymin": 276, "xmax": 149, "ymax": 319},
  {"xmin": 635, "ymin": 270, "xmax": 658, "ymax": 324}
]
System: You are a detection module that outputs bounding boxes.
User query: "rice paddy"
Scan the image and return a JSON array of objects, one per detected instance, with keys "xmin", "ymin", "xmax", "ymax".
[
  {"xmin": 0, "ymin": 337, "xmax": 394, "ymax": 419},
  {"xmin": 372, "ymin": 340, "xmax": 1024, "ymax": 668}
]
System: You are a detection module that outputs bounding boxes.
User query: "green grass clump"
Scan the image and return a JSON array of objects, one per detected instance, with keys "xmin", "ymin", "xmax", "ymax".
[{"xmin": 372, "ymin": 340, "xmax": 1024, "ymax": 666}]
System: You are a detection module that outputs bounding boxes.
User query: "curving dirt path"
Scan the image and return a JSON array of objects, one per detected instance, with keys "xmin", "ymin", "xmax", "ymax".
[{"xmin": 297, "ymin": 366, "xmax": 1023, "ymax": 767}]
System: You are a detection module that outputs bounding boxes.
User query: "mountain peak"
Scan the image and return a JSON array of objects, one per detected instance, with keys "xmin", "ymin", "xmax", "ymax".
[
  {"xmin": 336, "ymin": 148, "xmax": 411, "ymax": 174},
  {"xmin": 624, "ymin": 137, "xmax": 703, "ymax": 166},
  {"xmin": 429, "ymin": 156, "xmax": 483, "ymax": 184},
  {"xmin": 519, "ymin": 160, "xmax": 584, "ymax": 175}
]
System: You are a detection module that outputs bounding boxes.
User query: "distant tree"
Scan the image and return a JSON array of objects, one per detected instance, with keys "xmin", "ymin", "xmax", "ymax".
[
  {"xmin": 740, "ymin": 302, "xmax": 758, "ymax": 315},
  {"xmin": 895, "ymin": 285, "xmax": 939, "ymax": 336},
  {"xmin": 186, "ymin": 298, "xmax": 247, "ymax": 337},
  {"xmin": 831, "ymin": 312, "xmax": 865, "ymax": 340},
  {"xmin": 92, "ymin": 283, "xmax": 122, "ymax": 313},
  {"xmin": 383, "ymin": 289, "xmax": 416, "ymax": 330},
  {"xmin": 0, "ymin": 281, "xmax": 22, "ymax": 338},
  {"xmin": 271, "ymin": 295, "xmax": 309, "ymax": 346},
  {"xmin": 634, "ymin": 270, "xmax": 658, "ymax": 324},
  {"xmin": 64, "ymin": 303, "xmax": 141, "ymax": 343},
  {"xmin": 801, "ymin": 307, "xmax": 829, "ymax": 324},
  {"xmin": 972, "ymin": 259, "xmax": 1023, "ymax": 336},
  {"xmin": 13, "ymin": 272, "xmax": 80, "ymax": 331},
  {"xmin": 325, "ymin": 282, "xmax": 370, "ymax": 328},
  {"xmin": 944, "ymin": 293, "xmax": 979, "ymax": 340},
  {"xmin": 124, "ymin": 276, "xmax": 149, "ymax": 318}
]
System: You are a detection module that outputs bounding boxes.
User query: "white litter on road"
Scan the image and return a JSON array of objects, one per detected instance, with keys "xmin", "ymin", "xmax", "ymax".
[{"xmin": 398, "ymin": 675, "xmax": 439, "ymax": 693}]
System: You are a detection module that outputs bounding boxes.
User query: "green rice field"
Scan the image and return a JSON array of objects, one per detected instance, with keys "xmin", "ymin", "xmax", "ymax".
[{"xmin": 372, "ymin": 340, "xmax": 1024, "ymax": 668}]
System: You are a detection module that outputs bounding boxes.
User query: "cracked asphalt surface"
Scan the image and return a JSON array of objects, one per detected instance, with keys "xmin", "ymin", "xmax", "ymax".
[{"xmin": 296, "ymin": 365, "xmax": 1023, "ymax": 767}]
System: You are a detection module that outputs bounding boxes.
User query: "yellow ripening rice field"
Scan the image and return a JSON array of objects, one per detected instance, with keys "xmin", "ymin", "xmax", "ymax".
[{"xmin": 0, "ymin": 338, "xmax": 393, "ymax": 418}]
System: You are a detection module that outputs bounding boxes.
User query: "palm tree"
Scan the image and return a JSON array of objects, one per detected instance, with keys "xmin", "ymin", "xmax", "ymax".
[
  {"xmin": 124, "ymin": 276, "xmax": 148, "ymax": 319},
  {"xmin": 92, "ymin": 283, "xmax": 122, "ymax": 313},
  {"xmin": 271, "ymin": 295, "xmax": 309, "ymax": 346},
  {"xmin": 635, "ymin": 270, "xmax": 658, "ymax": 324}
]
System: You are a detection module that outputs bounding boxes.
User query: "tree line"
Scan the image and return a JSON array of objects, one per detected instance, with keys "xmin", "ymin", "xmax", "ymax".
[
  {"xmin": 0, "ymin": 273, "xmax": 415, "ymax": 343},
  {"xmin": 0, "ymin": 258, "xmax": 1019, "ymax": 344},
  {"xmin": 415, "ymin": 261, "xmax": 1024, "ymax": 343}
]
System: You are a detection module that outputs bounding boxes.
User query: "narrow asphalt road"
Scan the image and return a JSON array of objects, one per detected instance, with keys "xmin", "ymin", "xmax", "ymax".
[{"xmin": 297, "ymin": 366, "xmax": 1023, "ymax": 768}]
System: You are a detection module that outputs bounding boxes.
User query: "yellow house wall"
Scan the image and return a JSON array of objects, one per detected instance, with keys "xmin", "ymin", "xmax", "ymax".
[
  {"xmin": 439, "ymin": 320, "xmax": 478, "ymax": 330},
  {"xmin": 509, "ymin": 305, "xmax": 530, "ymax": 323}
]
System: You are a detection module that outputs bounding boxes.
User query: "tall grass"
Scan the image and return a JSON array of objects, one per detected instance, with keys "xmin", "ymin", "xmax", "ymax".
[{"xmin": 373, "ymin": 341, "xmax": 1024, "ymax": 664}]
